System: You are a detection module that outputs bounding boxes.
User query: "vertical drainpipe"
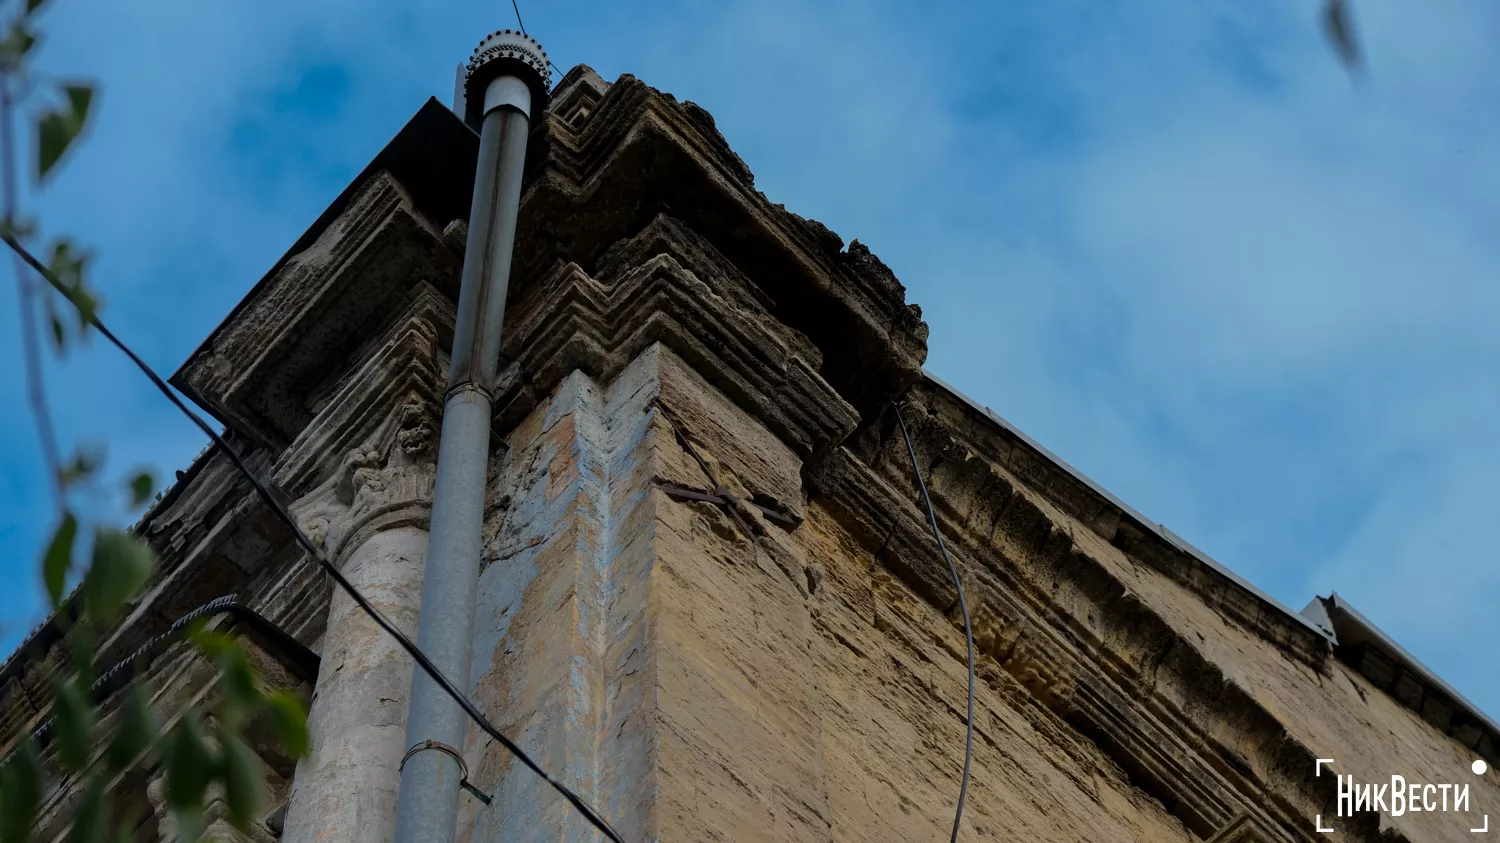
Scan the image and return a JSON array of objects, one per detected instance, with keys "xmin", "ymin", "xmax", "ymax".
[{"xmin": 393, "ymin": 30, "xmax": 548, "ymax": 843}]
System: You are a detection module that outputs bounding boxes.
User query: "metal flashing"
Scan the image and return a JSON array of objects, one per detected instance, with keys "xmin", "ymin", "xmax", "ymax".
[{"xmin": 921, "ymin": 369, "xmax": 1333, "ymax": 643}]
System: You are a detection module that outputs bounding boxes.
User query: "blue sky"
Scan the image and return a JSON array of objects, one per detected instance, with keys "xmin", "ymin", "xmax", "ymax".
[{"xmin": 2, "ymin": 0, "xmax": 1496, "ymax": 721}]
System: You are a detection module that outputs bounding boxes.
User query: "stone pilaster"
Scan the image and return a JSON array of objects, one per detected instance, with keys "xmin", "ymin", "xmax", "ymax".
[
  {"xmin": 455, "ymin": 343, "xmax": 834, "ymax": 842},
  {"xmin": 278, "ymin": 401, "xmax": 436, "ymax": 843},
  {"xmin": 257, "ymin": 292, "xmax": 448, "ymax": 843}
]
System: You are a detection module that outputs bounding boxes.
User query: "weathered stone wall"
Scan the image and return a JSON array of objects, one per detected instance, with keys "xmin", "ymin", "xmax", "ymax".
[
  {"xmin": 850, "ymin": 382, "xmax": 1500, "ymax": 842},
  {"xmin": 446, "ymin": 342, "xmax": 1199, "ymax": 842},
  {"xmin": 2, "ymin": 60, "xmax": 1495, "ymax": 843}
]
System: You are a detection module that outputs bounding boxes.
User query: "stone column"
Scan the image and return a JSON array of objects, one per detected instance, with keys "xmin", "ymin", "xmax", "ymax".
[{"xmin": 281, "ymin": 403, "xmax": 436, "ymax": 843}]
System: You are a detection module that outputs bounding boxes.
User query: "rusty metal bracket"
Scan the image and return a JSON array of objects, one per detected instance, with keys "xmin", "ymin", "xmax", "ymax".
[
  {"xmin": 657, "ymin": 482, "xmax": 798, "ymax": 531},
  {"xmin": 650, "ymin": 400, "xmax": 806, "ymax": 533},
  {"xmin": 649, "ymin": 400, "xmax": 803, "ymax": 537},
  {"xmin": 657, "ymin": 483, "xmax": 727, "ymax": 507},
  {"xmin": 459, "ymin": 779, "xmax": 493, "ymax": 806},
  {"xmin": 750, "ymin": 502, "xmax": 799, "ymax": 531},
  {"xmin": 651, "ymin": 402, "xmax": 760, "ymax": 538}
]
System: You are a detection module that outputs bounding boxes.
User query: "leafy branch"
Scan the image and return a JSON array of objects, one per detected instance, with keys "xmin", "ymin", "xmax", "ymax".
[{"xmin": 0, "ymin": 1, "xmax": 309, "ymax": 841}]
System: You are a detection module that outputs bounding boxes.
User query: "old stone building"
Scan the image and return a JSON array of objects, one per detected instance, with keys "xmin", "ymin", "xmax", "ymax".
[{"xmin": 1, "ymin": 60, "xmax": 1496, "ymax": 842}]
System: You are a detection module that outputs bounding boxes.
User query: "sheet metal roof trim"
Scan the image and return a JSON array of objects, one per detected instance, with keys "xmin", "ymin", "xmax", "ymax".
[
  {"xmin": 1322, "ymin": 592, "xmax": 1498, "ymax": 734},
  {"xmin": 921, "ymin": 369, "xmax": 1333, "ymax": 643}
]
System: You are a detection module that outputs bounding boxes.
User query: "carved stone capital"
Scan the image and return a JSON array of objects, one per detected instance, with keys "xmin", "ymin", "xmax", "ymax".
[
  {"xmin": 290, "ymin": 400, "xmax": 436, "ymax": 568},
  {"xmin": 272, "ymin": 288, "xmax": 450, "ymax": 568}
]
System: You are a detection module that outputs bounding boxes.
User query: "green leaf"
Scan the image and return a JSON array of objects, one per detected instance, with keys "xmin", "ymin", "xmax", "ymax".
[
  {"xmin": 36, "ymin": 84, "xmax": 94, "ymax": 182},
  {"xmin": 48, "ymin": 237, "xmax": 77, "ymax": 264},
  {"xmin": 217, "ymin": 731, "xmax": 263, "ymax": 830},
  {"xmin": 0, "ymin": 738, "xmax": 42, "ymax": 843},
  {"xmin": 190, "ymin": 629, "xmax": 260, "ymax": 727},
  {"xmin": 1322, "ymin": 0, "xmax": 1362, "ymax": 70},
  {"xmin": 171, "ymin": 807, "xmax": 204, "ymax": 843},
  {"xmin": 261, "ymin": 690, "xmax": 309, "ymax": 759},
  {"xmin": 162, "ymin": 714, "xmax": 212, "ymax": 810},
  {"xmin": 37, "ymin": 109, "xmax": 74, "ymax": 181},
  {"xmin": 42, "ymin": 293, "xmax": 66, "ymax": 351},
  {"xmin": 51, "ymin": 675, "xmax": 96, "ymax": 772},
  {"xmin": 64, "ymin": 621, "xmax": 95, "ymax": 686},
  {"xmin": 84, "ymin": 527, "xmax": 156, "ymax": 624},
  {"xmin": 46, "ymin": 238, "xmax": 96, "ymax": 329},
  {"xmin": 0, "ymin": 23, "xmax": 36, "ymax": 71},
  {"xmin": 220, "ymin": 648, "xmax": 260, "ymax": 713},
  {"xmin": 26, "ymin": 0, "xmax": 48, "ymax": 12},
  {"xmin": 66, "ymin": 283, "xmax": 97, "ymax": 329},
  {"xmin": 63, "ymin": 85, "xmax": 92, "ymax": 118},
  {"xmin": 188, "ymin": 627, "xmax": 235, "ymax": 660},
  {"xmin": 127, "ymin": 471, "xmax": 155, "ymax": 508},
  {"xmin": 43, "ymin": 510, "xmax": 77, "ymax": 607},
  {"xmin": 59, "ymin": 445, "xmax": 104, "ymax": 487},
  {"xmin": 106, "ymin": 683, "xmax": 157, "ymax": 773},
  {"xmin": 66, "ymin": 777, "xmax": 108, "ymax": 843}
]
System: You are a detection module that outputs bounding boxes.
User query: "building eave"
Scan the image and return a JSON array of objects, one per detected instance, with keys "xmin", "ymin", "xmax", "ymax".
[
  {"xmin": 922, "ymin": 368, "xmax": 1333, "ymax": 642},
  {"xmin": 168, "ymin": 97, "xmax": 481, "ymax": 432}
]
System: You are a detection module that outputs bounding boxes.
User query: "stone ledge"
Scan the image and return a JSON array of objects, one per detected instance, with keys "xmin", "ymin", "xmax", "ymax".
[
  {"xmin": 813, "ymin": 440, "xmax": 1320, "ymax": 842},
  {"xmin": 173, "ymin": 170, "xmax": 460, "ymax": 450},
  {"xmin": 497, "ymin": 243, "xmax": 858, "ymax": 468},
  {"xmin": 916, "ymin": 373, "xmax": 1332, "ymax": 669}
]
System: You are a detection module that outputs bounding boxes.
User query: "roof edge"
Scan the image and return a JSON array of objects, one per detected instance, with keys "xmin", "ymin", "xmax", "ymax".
[
  {"xmin": 168, "ymin": 97, "xmax": 480, "ymax": 425},
  {"xmin": 920, "ymin": 369, "xmax": 1332, "ymax": 645},
  {"xmin": 1315, "ymin": 592, "xmax": 1498, "ymax": 752}
]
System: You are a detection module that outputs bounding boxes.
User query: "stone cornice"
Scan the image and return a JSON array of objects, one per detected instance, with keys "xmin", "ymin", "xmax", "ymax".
[
  {"xmin": 813, "ymin": 445, "xmax": 1317, "ymax": 842},
  {"xmin": 494, "ymin": 219, "xmax": 858, "ymax": 467},
  {"xmin": 515, "ymin": 69, "xmax": 929, "ymax": 422},
  {"xmin": 912, "ymin": 375, "xmax": 1332, "ymax": 667},
  {"xmin": 272, "ymin": 286, "xmax": 449, "ymax": 498},
  {"xmin": 173, "ymin": 171, "xmax": 460, "ymax": 449}
]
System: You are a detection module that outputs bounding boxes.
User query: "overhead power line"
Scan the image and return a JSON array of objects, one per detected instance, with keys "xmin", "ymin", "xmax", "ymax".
[
  {"xmin": 894, "ymin": 402, "xmax": 976, "ymax": 843},
  {"xmin": 1, "ymin": 233, "xmax": 627, "ymax": 843},
  {"xmin": 507, "ymin": 0, "xmax": 565, "ymax": 88},
  {"xmin": 510, "ymin": 0, "xmax": 528, "ymax": 37}
]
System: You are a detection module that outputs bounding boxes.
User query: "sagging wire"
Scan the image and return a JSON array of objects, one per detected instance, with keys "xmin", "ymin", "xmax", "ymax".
[
  {"xmin": 893, "ymin": 401, "xmax": 976, "ymax": 843},
  {"xmin": 1, "ymin": 233, "xmax": 627, "ymax": 843},
  {"xmin": 509, "ymin": 0, "xmax": 528, "ymax": 36},
  {"xmin": 507, "ymin": 0, "xmax": 565, "ymax": 89}
]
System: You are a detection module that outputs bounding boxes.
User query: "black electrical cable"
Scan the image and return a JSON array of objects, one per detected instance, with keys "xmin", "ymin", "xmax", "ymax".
[
  {"xmin": 509, "ymin": 0, "xmax": 528, "ymax": 36},
  {"xmin": 2, "ymin": 234, "xmax": 627, "ymax": 843},
  {"xmin": 893, "ymin": 402, "xmax": 975, "ymax": 843},
  {"xmin": 506, "ymin": 0, "xmax": 564, "ymax": 87}
]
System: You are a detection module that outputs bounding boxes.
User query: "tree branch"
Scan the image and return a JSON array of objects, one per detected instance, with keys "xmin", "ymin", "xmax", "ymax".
[{"xmin": 1, "ymin": 64, "xmax": 63, "ymax": 506}]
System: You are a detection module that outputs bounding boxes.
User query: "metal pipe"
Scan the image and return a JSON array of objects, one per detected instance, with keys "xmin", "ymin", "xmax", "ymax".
[{"xmin": 394, "ymin": 30, "xmax": 548, "ymax": 843}]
